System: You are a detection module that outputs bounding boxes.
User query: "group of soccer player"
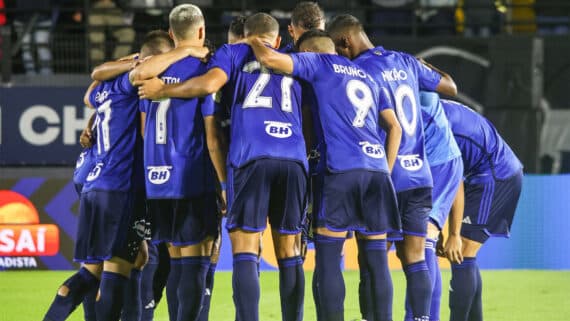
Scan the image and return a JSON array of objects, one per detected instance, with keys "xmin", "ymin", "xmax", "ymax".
[{"xmin": 42, "ymin": 2, "xmax": 524, "ymax": 321}]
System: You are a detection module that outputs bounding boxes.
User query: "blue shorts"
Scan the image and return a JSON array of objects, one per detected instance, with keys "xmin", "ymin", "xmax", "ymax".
[
  {"xmin": 75, "ymin": 190, "xmax": 147, "ymax": 264},
  {"xmin": 148, "ymin": 193, "xmax": 218, "ymax": 246},
  {"xmin": 312, "ymin": 170, "xmax": 400, "ymax": 235},
  {"xmin": 226, "ymin": 159, "xmax": 307, "ymax": 234},
  {"xmin": 429, "ymin": 157, "xmax": 464, "ymax": 230},
  {"xmin": 461, "ymin": 170, "xmax": 523, "ymax": 243},
  {"xmin": 389, "ymin": 187, "xmax": 432, "ymax": 240}
]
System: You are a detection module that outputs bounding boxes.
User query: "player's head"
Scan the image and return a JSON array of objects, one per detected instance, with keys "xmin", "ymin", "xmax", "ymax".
[
  {"xmin": 296, "ymin": 29, "xmax": 336, "ymax": 54},
  {"xmin": 168, "ymin": 4, "xmax": 205, "ymax": 45},
  {"xmin": 244, "ymin": 13, "xmax": 281, "ymax": 49},
  {"xmin": 327, "ymin": 14, "xmax": 368, "ymax": 59},
  {"xmin": 289, "ymin": 1, "xmax": 325, "ymax": 44},
  {"xmin": 228, "ymin": 15, "xmax": 247, "ymax": 44},
  {"xmin": 139, "ymin": 30, "xmax": 175, "ymax": 59}
]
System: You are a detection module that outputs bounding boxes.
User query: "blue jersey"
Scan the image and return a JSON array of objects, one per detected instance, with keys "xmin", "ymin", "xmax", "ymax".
[
  {"xmin": 354, "ymin": 47, "xmax": 440, "ymax": 191},
  {"xmin": 140, "ymin": 56, "xmax": 216, "ymax": 198},
  {"xmin": 208, "ymin": 43, "xmax": 307, "ymax": 169},
  {"xmin": 291, "ymin": 52, "xmax": 391, "ymax": 173},
  {"xmin": 419, "ymin": 91, "xmax": 461, "ymax": 166},
  {"xmin": 83, "ymin": 73, "xmax": 141, "ymax": 192},
  {"xmin": 441, "ymin": 99, "xmax": 523, "ymax": 183}
]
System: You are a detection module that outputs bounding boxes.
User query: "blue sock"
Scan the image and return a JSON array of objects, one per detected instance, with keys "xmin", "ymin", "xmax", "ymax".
[
  {"xmin": 361, "ymin": 239, "xmax": 392, "ymax": 321},
  {"xmin": 449, "ymin": 257, "xmax": 478, "ymax": 321},
  {"xmin": 197, "ymin": 263, "xmax": 217, "ymax": 321},
  {"xmin": 166, "ymin": 258, "xmax": 182, "ymax": 321},
  {"xmin": 357, "ymin": 240, "xmax": 374, "ymax": 321},
  {"xmin": 312, "ymin": 269, "xmax": 324, "ymax": 321},
  {"xmin": 314, "ymin": 234, "xmax": 345, "ymax": 321},
  {"xmin": 43, "ymin": 267, "xmax": 99, "ymax": 321},
  {"xmin": 96, "ymin": 271, "xmax": 129, "ymax": 321},
  {"xmin": 405, "ymin": 239, "xmax": 440, "ymax": 321},
  {"xmin": 82, "ymin": 285, "xmax": 98, "ymax": 321},
  {"xmin": 467, "ymin": 262, "xmax": 482, "ymax": 321},
  {"xmin": 121, "ymin": 269, "xmax": 143, "ymax": 321},
  {"xmin": 177, "ymin": 256, "xmax": 210, "ymax": 321},
  {"xmin": 404, "ymin": 260, "xmax": 432, "ymax": 321},
  {"xmin": 429, "ymin": 240, "xmax": 442, "ymax": 321},
  {"xmin": 277, "ymin": 256, "xmax": 305, "ymax": 321},
  {"xmin": 140, "ymin": 262, "xmax": 158, "ymax": 321},
  {"xmin": 233, "ymin": 253, "xmax": 260, "ymax": 321}
]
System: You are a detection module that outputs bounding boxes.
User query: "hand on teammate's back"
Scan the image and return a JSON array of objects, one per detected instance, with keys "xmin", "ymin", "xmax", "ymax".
[{"xmin": 135, "ymin": 77, "xmax": 165, "ymax": 100}]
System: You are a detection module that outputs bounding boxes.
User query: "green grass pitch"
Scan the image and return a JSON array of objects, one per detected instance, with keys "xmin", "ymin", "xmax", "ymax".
[{"xmin": 0, "ymin": 270, "xmax": 568, "ymax": 321}]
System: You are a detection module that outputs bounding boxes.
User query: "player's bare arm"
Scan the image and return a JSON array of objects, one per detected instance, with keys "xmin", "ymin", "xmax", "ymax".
[
  {"xmin": 79, "ymin": 112, "xmax": 97, "ymax": 148},
  {"xmin": 129, "ymin": 45, "xmax": 209, "ymax": 83},
  {"xmin": 419, "ymin": 58, "xmax": 458, "ymax": 97},
  {"xmin": 248, "ymin": 37, "xmax": 294, "ymax": 75},
  {"xmin": 135, "ymin": 68, "xmax": 228, "ymax": 100},
  {"xmin": 91, "ymin": 59, "xmax": 137, "ymax": 81},
  {"xmin": 444, "ymin": 180, "xmax": 464, "ymax": 264},
  {"xmin": 378, "ymin": 109, "xmax": 402, "ymax": 172},
  {"xmin": 204, "ymin": 115, "xmax": 228, "ymax": 213}
]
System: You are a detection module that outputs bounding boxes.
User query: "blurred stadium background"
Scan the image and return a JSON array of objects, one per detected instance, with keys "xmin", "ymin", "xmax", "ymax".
[{"xmin": 0, "ymin": 0, "xmax": 569, "ymax": 320}]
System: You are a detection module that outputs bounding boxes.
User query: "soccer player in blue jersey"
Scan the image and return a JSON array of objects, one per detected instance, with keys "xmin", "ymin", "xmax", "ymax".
[
  {"xmin": 130, "ymin": 4, "xmax": 228, "ymax": 321},
  {"xmin": 411, "ymin": 91, "xmax": 466, "ymax": 321},
  {"xmin": 41, "ymin": 32, "xmax": 174, "ymax": 321},
  {"xmin": 247, "ymin": 29, "xmax": 403, "ymax": 321},
  {"xmin": 327, "ymin": 15, "xmax": 458, "ymax": 321},
  {"xmin": 439, "ymin": 97, "xmax": 523, "ymax": 321},
  {"xmin": 283, "ymin": 1, "xmax": 325, "ymax": 53},
  {"xmin": 137, "ymin": 13, "xmax": 308, "ymax": 321}
]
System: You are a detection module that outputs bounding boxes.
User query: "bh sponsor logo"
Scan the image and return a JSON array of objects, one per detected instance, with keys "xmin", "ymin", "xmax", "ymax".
[
  {"xmin": 359, "ymin": 141, "xmax": 385, "ymax": 159},
  {"xmin": 398, "ymin": 154, "xmax": 423, "ymax": 171},
  {"xmin": 264, "ymin": 121, "xmax": 293, "ymax": 138},
  {"xmin": 148, "ymin": 166, "xmax": 172, "ymax": 184},
  {"xmin": 381, "ymin": 68, "xmax": 408, "ymax": 82},
  {"xmin": 0, "ymin": 190, "xmax": 60, "ymax": 268}
]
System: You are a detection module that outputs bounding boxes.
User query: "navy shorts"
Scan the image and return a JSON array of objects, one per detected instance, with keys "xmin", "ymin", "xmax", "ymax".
[
  {"xmin": 461, "ymin": 170, "xmax": 523, "ymax": 243},
  {"xmin": 148, "ymin": 193, "xmax": 218, "ymax": 246},
  {"xmin": 226, "ymin": 159, "xmax": 307, "ymax": 234},
  {"xmin": 312, "ymin": 170, "xmax": 400, "ymax": 235},
  {"xmin": 389, "ymin": 187, "xmax": 432, "ymax": 240},
  {"xmin": 75, "ymin": 190, "xmax": 147, "ymax": 264},
  {"xmin": 429, "ymin": 157, "xmax": 464, "ymax": 230}
]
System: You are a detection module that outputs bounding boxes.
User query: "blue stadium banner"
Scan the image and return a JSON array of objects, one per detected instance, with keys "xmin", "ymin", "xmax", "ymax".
[
  {"xmin": 1, "ymin": 175, "xmax": 569, "ymax": 270},
  {"xmin": 0, "ymin": 87, "xmax": 91, "ymax": 165}
]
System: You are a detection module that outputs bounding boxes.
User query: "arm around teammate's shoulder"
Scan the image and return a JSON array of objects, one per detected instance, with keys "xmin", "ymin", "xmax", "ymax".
[
  {"xmin": 419, "ymin": 58, "xmax": 458, "ymax": 97},
  {"xmin": 248, "ymin": 37, "xmax": 294, "ymax": 75},
  {"xmin": 129, "ymin": 46, "xmax": 208, "ymax": 83}
]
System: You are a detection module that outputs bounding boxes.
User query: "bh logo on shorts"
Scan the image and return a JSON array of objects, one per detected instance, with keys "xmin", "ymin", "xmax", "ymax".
[
  {"xmin": 86, "ymin": 162, "xmax": 104, "ymax": 182},
  {"xmin": 147, "ymin": 166, "xmax": 172, "ymax": 184},
  {"xmin": 359, "ymin": 141, "xmax": 385, "ymax": 159},
  {"xmin": 264, "ymin": 121, "xmax": 293, "ymax": 138},
  {"xmin": 398, "ymin": 154, "xmax": 423, "ymax": 171}
]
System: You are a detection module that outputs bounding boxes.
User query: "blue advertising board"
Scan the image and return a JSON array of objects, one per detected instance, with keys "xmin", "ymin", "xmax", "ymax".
[
  {"xmin": 0, "ymin": 87, "xmax": 90, "ymax": 165},
  {"xmin": 0, "ymin": 174, "xmax": 569, "ymax": 270}
]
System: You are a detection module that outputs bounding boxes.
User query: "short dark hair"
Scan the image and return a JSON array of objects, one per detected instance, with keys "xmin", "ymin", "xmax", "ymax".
[
  {"xmin": 295, "ymin": 29, "xmax": 331, "ymax": 51},
  {"xmin": 229, "ymin": 15, "xmax": 247, "ymax": 37},
  {"xmin": 244, "ymin": 13, "xmax": 279, "ymax": 37},
  {"xmin": 327, "ymin": 14, "xmax": 363, "ymax": 36},
  {"xmin": 141, "ymin": 30, "xmax": 174, "ymax": 57},
  {"xmin": 291, "ymin": 1, "xmax": 325, "ymax": 30}
]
